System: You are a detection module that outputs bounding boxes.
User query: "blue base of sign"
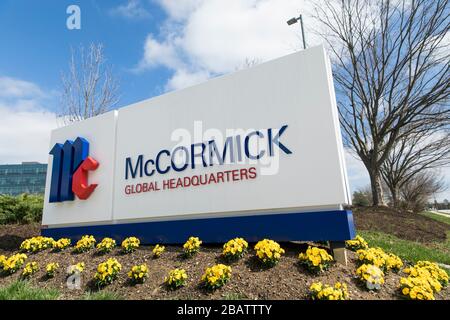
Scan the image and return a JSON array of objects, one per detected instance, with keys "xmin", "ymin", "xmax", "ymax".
[{"xmin": 41, "ymin": 210, "xmax": 355, "ymax": 244}]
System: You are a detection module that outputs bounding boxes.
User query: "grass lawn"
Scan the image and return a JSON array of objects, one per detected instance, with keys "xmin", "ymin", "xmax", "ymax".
[
  {"xmin": 359, "ymin": 230, "xmax": 450, "ymax": 265},
  {"xmin": 0, "ymin": 280, "xmax": 60, "ymax": 300},
  {"xmin": 82, "ymin": 290, "xmax": 123, "ymax": 300},
  {"xmin": 358, "ymin": 210, "xmax": 450, "ymax": 270},
  {"xmin": 0, "ymin": 281, "xmax": 125, "ymax": 300},
  {"xmin": 420, "ymin": 211, "xmax": 450, "ymax": 226}
]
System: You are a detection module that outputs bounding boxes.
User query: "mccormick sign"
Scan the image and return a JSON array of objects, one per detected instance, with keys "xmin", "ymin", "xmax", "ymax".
[{"xmin": 42, "ymin": 45, "xmax": 355, "ymax": 243}]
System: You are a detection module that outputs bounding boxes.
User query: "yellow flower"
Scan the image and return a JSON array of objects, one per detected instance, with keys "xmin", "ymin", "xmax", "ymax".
[
  {"xmin": 53, "ymin": 238, "xmax": 71, "ymax": 251},
  {"xmin": 46, "ymin": 262, "xmax": 59, "ymax": 277},
  {"xmin": 254, "ymin": 239, "xmax": 285, "ymax": 267},
  {"xmin": 222, "ymin": 238, "xmax": 248, "ymax": 261},
  {"xmin": 68, "ymin": 262, "xmax": 85, "ymax": 275},
  {"xmin": 22, "ymin": 262, "xmax": 39, "ymax": 278},
  {"xmin": 96, "ymin": 238, "xmax": 116, "ymax": 253},
  {"xmin": 202, "ymin": 264, "xmax": 232, "ymax": 290},
  {"xmin": 356, "ymin": 247, "xmax": 390, "ymax": 271},
  {"xmin": 385, "ymin": 253, "xmax": 403, "ymax": 272},
  {"xmin": 94, "ymin": 258, "xmax": 122, "ymax": 287},
  {"xmin": 121, "ymin": 237, "xmax": 140, "ymax": 253},
  {"xmin": 152, "ymin": 244, "xmax": 165, "ymax": 258},
  {"xmin": 414, "ymin": 261, "xmax": 449, "ymax": 286},
  {"xmin": 398, "ymin": 260, "xmax": 446, "ymax": 300},
  {"xmin": 20, "ymin": 237, "xmax": 55, "ymax": 253},
  {"xmin": 2, "ymin": 253, "xmax": 27, "ymax": 274},
  {"xmin": 74, "ymin": 235, "xmax": 96, "ymax": 253},
  {"xmin": 345, "ymin": 235, "xmax": 369, "ymax": 251},
  {"xmin": 0, "ymin": 255, "xmax": 7, "ymax": 269},
  {"xmin": 356, "ymin": 264, "xmax": 384, "ymax": 290},
  {"xmin": 309, "ymin": 281, "xmax": 348, "ymax": 300},
  {"xmin": 183, "ymin": 237, "xmax": 202, "ymax": 257},
  {"xmin": 128, "ymin": 264, "xmax": 148, "ymax": 284},
  {"xmin": 298, "ymin": 246, "xmax": 333, "ymax": 273},
  {"xmin": 165, "ymin": 269, "xmax": 188, "ymax": 289}
]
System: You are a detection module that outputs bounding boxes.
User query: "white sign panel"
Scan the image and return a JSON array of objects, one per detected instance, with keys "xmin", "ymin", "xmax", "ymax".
[{"xmin": 42, "ymin": 45, "xmax": 351, "ymax": 234}]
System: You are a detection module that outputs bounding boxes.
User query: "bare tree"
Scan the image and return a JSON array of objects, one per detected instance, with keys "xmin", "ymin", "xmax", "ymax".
[
  {"xmin": 381, "ymin": 127, "xmax": 450, "ymax": 207},
  {"xmin": 400, "ymin": 170, "xmax": 446, "ymax": 212},
  {"xmin": 59, "ymin": 43, "xmax": 119, "ymax": 125},
  {"xmin": 312, "ymin": 0, "xmax": 450, "ymax": 205},
  {"xmin": 234, "ymin": 57, "xmax": 262, "ymax": 71}
]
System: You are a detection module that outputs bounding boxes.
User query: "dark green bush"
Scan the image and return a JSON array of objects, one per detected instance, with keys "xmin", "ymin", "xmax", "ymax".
[
  {"xmin": 0, "ymin": 194, "xmax": 43, "ymax": 224},
  {"xmin": 352, "ymin": 189, "xmax": 372, "ymax": 207}
]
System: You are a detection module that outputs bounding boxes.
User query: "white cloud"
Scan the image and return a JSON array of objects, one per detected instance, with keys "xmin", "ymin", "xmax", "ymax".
[
  {"xmin": 138, "ymin": 34, "xmax": 183, "ymax": 70},
  {"xmin": 0, "ymin": 76, "xmax": 57, "ymax": 164},
  {"xmin": 0, "ymin": 76, "xmax": 44, "ymax": 99},
  {"xmin": 138, "ymin": 0, "xmax": 320, "ymax": 90},
  {"xmin": 157, "ymin": 0, "xmax": 203, "ymax": 21},
  {"xmin": 165, "ymin": 68, "xmax": 210, "ymax": 92},
  {"xmin": 0, "ymin": 106, "xmax": 57, "ymax": 164},
  {"xmin": 179, "ymin": 0, "xmax": 304, "ymax": 74},
  {"xmin": 110, "ymin": 0, "xmax": 150, "ymax": 19}
]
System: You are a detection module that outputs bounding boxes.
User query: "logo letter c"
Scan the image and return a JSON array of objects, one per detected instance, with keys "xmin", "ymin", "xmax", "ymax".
[{"xmin": 72, "ymin": 156, "xmax": 99, "ymax": 200}]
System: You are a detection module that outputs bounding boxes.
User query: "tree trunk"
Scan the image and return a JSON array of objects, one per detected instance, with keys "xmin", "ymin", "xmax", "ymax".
[
  {"xmin": 369, "ymin": 169, "xmax": 386, "ymax": 206},
  {"xmin": 390, "ymin": 186, "xmax": 400, "ymax": 208}
]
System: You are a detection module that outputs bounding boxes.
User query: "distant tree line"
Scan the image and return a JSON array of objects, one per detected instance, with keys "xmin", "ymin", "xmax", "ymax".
[{"xmin": 430, "ymin": 199, "xmax": 450, "ymax": 210}]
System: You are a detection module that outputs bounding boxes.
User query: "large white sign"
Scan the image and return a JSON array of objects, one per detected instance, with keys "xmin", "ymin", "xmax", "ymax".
[{"xmin": 42, "ymin": 45, "xmax": 351, "ymax": 234}]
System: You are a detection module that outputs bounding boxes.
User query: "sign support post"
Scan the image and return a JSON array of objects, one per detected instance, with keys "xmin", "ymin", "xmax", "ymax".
[{"xmin": 330, "ymin": 241, "xmax": 347, "ymax": 265}]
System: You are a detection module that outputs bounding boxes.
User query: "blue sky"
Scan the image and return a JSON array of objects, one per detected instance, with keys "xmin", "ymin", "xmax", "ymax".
[
  {"xmin": 0, "ymin": 0, "xmax": 171, "ymax": 108},
  {"xmin": 0, "ymin": 0, "xmax": 448, "ymax": 201}
]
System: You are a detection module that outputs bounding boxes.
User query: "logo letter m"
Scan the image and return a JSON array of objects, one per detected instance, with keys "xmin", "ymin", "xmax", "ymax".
[{"xmin": 49, "ymin": 137, "xmax": 98, "ymax": 202}]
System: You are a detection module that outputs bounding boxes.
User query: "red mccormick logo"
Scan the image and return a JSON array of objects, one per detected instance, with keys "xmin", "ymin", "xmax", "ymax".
[{"xmin": 49, "ymin": 137, "xmax": 99, "ymax": 202}]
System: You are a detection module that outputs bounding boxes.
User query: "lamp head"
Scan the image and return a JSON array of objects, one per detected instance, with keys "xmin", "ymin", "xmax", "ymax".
[{"xmin": 287, "ymin": 17, "xmax": 299, "ymax": 25}]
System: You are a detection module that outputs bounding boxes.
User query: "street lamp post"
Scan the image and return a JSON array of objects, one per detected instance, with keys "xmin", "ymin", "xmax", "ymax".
[{"xmin": 287, "ymin": 14, "xmax": 306, "ymax": 50}]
